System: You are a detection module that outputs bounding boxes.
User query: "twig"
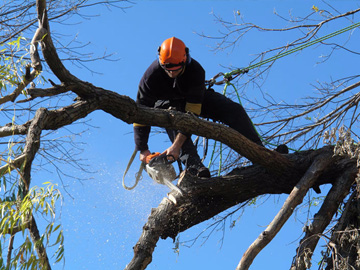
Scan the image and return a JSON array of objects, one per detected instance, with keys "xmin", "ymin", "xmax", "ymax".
[{"xmin": 6, "ymin": 234, "xmax": 15, "ymax": 269}]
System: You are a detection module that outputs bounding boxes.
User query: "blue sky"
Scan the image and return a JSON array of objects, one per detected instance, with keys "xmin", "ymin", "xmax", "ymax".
[{"xmin": 32, "ymin": 1, "xmax": 360, "ymax": 269}]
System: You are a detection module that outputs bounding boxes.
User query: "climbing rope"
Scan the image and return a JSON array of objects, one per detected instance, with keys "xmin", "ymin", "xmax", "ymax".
[
  {"xmin": 204, "ymin": 22, "xmax": 360, "ymax": 156},
  {"xmin": 207, "ymin": 21, "xmax": 360, "ymax": 87}
]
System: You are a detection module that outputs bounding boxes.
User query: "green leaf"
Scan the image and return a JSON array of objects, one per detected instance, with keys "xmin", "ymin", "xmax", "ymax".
[{"xmin": 312, "ymin": 5, "xmax": 319, "ymax": 12}]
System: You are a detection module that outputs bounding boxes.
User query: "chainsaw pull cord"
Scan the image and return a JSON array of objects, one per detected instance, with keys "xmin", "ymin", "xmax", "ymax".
[{"xmin": 122, "ymin": 148, "xmax": 145, "ymax": 190}]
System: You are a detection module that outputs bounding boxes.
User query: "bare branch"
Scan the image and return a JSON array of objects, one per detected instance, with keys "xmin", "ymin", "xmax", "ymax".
[
  {"xmin": 236, "ymin": 151, "xmax": 333, "ymax": 270},
  {"xmin": 17, "ymin": 83, "xmax": 70, "ymax": 103},
  {"xmin": 6, "ymin": 234, "xmax": 15, "ymax": 269}
]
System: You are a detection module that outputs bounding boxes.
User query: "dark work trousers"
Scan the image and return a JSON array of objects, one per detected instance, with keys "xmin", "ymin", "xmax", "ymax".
[
  {"xmin": 201, "ymin": 90, "xmax": 263, "ymax": 146},
  {"xmin": 154, "ymin": 90, "xmax": 263, "ymax": 170}
]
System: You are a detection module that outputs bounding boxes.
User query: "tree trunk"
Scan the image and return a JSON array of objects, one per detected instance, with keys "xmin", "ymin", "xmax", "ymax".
[{"xmin": 324, "ymin": 188, "xmax": 360, "ymax": 270}]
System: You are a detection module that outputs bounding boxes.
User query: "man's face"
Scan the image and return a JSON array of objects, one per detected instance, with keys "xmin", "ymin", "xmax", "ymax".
[{"xmin": 164, "ymin": 67, "xmax": 183, "ymax": 78}]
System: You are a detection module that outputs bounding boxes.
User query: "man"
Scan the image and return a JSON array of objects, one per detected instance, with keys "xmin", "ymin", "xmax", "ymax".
[{"xmin": 134, "ymin": 37, "xmax": 263, "ymax": 178}]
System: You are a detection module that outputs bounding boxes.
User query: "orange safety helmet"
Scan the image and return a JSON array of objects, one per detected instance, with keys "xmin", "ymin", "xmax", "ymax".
[{"xmin": 158, "ymin": 37, "xmax": 187, "ymax": 70}]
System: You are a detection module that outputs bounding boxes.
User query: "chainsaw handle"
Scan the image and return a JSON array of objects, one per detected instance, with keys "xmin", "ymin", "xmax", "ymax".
[
  {"xmin": 145, "ymin": 152, "xmax": 161, "ymax": 164},
  {"xmin": 146, "ymin": 153, "xmax": 176, "ymax": 165}
]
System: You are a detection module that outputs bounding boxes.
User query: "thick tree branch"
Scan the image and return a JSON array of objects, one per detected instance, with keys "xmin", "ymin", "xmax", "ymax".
[
  {"xmin": 124, "ymin": 197, "xmax": 176, "ymax": 270},
  {"xmin": 17, "ymin": 83, "xmax": 70, "ymax": 103},
  {"xmin": 0, "ymin": 98, "xmax": 99, "ymax": 139},
  {"xmin": 13, "ymin": 108, "xmax": 51, "ymax": 268},
  {"xmin": 125, "ymin": 146, "xmax": 357, "ymax": 270},
  {"xmin": 99, "ymin": 91, "xmax": 293, "ymax": 173},
  {"xmin": 2, "ymin": 84, "xmax": 292, "ymax": 174},
  {"xmin": 16, "ymin": 107, "xmax": 50, "ymax": 195},
  {"xmin": 36, "ymin": 0, "xmax": 84, "ymax": 90}
]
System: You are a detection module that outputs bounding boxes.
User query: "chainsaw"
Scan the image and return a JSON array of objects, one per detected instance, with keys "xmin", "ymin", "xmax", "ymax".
[
  {"xmin": 145, "ymin": 152, "xmax": 183, "ymax": 195},
  {"xmin": 122, "ymin": 149, "xmax": 183, "ymax": 195}
]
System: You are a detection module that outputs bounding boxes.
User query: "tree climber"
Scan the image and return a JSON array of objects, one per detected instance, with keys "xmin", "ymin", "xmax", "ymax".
[{"xmin": 134, "ymin": 37, "xmax": 263, "ymax": 178}]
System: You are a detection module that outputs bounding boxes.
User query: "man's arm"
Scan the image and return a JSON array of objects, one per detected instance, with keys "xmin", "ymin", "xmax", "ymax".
[
  {"xmin": 134, "ymin": 124, "xmax": 151, "ymax": 162},
  {"xmin": 140, "ymin": 149, "xmax": 151, "ymax": 162},
  {"xmin": 162, "ymin": 133, "xmax": 187, "ymax": 161}
]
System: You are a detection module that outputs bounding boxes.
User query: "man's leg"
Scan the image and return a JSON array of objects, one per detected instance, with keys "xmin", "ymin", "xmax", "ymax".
[{"xmin": 201, "ymin": 90, "xmax": 263, "ymax": 146}]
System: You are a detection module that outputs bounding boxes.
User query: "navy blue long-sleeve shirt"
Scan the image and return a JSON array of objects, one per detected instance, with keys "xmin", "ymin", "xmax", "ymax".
[{"xmin": 134, "ymin": 58, "xmax": 206, "ymax": 151}]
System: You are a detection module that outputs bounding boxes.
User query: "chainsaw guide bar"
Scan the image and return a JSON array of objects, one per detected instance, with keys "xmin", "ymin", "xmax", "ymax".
[{"xmin": 145, "ymin": 153, "xmax": 183, "ymax": 195}]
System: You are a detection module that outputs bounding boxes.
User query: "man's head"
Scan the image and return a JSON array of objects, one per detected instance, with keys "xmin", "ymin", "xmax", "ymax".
[{"xmin": 158, "ymin": 37, "xmax": 188, "ymax": 78}]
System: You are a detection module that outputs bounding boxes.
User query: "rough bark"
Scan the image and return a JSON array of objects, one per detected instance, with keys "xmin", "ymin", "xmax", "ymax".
[
  {"xmin": 28, "ymin": 216, "xmax": 52, "ymax": 270},
  {"xmin": 324, "ymin": 188, "xmax": 360, "ymax": 270},
  {"xmin": 18, "ymin": 108, "xmax": 52, "ymax": 268},
  {"xmin": 1, "ymin": 91, "xmax": 291, "ymax": 174}
]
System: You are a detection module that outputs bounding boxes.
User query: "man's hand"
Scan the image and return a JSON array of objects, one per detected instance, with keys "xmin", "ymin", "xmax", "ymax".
[
  {"xmin": 162, "ymin": 133, "xmax": 187, "ymax": 161},
  {"xmin": 162, "ymin": 144, "xmax": 181, "ymax": 161},
  {"xmin": 139, "ymin": 149, "xmax": 151, "ymax": 163}
]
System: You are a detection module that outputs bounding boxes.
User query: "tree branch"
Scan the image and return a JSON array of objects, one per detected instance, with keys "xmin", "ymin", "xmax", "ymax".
[
  {"xmin": 0, "ymin": 154, "xmax": 26, "ymax": 177},
  {"xmin": 236, "ymin": 150, "xmax": 333, "ymax": 270},
  {"xmin": 99, "ymin": 92, "xmax": 293, "ymax": 173},
  {"xmin": 6, "ymin": 234, "xmax": 15, "ymax": 269},
  {"xmin": 0, "ymin": 0, "xmax": 46, "ymax": 106},
  {"xmin": 125, "ymin": 146, "xmax": 357, "ymax": 270},
  {"xmin": 28, "ymin": 215, "xmax": 51, "ymax": 270},
  {"xmin": 17, "ymin": 83, "xmax": 70, "ymax": 102},
  {"xmin": 36, "ymin": 0, "xmax": 82, "ymax": 87},
  {"xmin": 124, "ymin": 197, "xmax": 176, "ymax": 270},
  {"xmin": 291, "ymin": 166, "xmax": 356, "ymax": 270},
  {"xmin": 323, "ymin": 182, "xmax": 360, "ymax": 270},
  {"xmin": 2, "ymin": 85, "xmax": 292, "ymax": 174},
  {"xmin": 19, "ymin": 107, "xmax": 49, "ymax": 195}
]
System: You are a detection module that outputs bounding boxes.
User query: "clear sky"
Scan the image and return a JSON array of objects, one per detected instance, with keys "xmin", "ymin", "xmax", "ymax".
[{"xmin": 33, "ymin": 1, "xmax": 360, "ymax": 269}]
